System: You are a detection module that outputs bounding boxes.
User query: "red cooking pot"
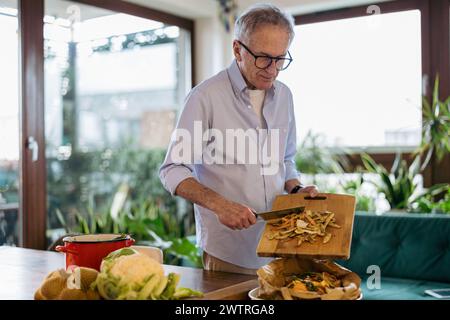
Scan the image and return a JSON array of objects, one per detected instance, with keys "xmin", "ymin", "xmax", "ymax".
[{"xmin": 55, "ymin": 234, "xmax": 135, "ymax": 271}]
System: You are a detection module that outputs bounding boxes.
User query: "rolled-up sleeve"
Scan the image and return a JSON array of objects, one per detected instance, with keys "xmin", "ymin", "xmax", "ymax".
[
  {"xmin": 284, "ymin": 91, "xmax": 300, "ymax": 182},
  {"xmin": 159, "ymin": 88, "xmax": 210, "ymax": 195}
]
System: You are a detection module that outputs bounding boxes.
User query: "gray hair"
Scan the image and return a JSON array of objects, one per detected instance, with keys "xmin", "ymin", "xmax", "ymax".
[{"xmin": 234, "ymin": 4, "xmax": 295, "ymax": 44}]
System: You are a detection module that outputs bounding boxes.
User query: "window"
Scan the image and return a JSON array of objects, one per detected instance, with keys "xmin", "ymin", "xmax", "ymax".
[
  {"xmin": 279, "ymin": 10, "xmax": 422, "ymax": 151},
  {"xmin": 44, "ymin": 0, "xmax": 192, "ymax": 244}
]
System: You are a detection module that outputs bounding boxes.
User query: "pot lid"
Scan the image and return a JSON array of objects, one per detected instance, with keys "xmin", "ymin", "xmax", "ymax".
[{"xmin": 63, "ymin": 233, "xmax": 131, "ymax": 243}]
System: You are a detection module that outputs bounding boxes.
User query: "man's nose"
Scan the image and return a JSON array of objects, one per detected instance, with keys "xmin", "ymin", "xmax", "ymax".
[{"xmin": 266, "ymin": 59, "xmax": 278, "ymax": 75}]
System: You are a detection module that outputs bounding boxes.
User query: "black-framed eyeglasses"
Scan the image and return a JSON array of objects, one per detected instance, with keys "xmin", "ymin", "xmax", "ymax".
[{"xmin": 237, "ymin": 40, "xmax": 293, "ymax": 71}]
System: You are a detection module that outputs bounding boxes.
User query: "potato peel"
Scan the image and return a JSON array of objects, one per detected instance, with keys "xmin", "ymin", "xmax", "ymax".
[{"xmin": 266, "ymin": 210, "xmax": 340, "ymax": 246}]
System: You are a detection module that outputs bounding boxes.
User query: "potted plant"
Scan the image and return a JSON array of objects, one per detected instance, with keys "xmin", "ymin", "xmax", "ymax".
[
  {"xmin": 339, "ymin": 174, "xmax": 376, "ymax": 212},
  {"xmin": 295, "ymin": 130, "xmax": 349, "ymax": 185},
  {"xmin": 410, "ymin": 186, "xmax": 450, "ymax": 214},
  {"xmin": 415, "ymin": 75, "xmax": 450, "ymax": 171},
  {"xmin": 361, "ymin": 153, "xmax": 448, "ymax": 212}
]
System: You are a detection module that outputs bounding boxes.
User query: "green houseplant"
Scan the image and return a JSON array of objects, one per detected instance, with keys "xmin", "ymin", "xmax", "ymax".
[
  {"xmin": 361, "ymin": 153, "xmax": 448, "ymax": 211},
  {"xmin": 295, "ymin": 130, "xmax": 349, "ymax": 184},
  {"xmin": 416, "ymin": 75, "xmax": 450, "ymax": 170},
  {"xmin": 339, "ymin": 174, "xmax": 376, "ymax": 212},
  {"xmin": 410, "ymin": 186, "xmax": 450, "ymax": 213}
]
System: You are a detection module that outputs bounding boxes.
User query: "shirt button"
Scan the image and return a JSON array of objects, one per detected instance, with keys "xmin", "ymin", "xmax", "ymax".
[{"xmin": 247, "ymin": 105, "xmax": 252, "ymax": 109}]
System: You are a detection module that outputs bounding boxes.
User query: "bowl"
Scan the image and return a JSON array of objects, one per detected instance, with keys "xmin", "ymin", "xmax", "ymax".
[
  {"xmin": 248, "ymin": 288, "xmax": 263, "ymax": 300},
  {"xmin": 248, "ymin": 287, "xmax": 363, "ymax": 300}
]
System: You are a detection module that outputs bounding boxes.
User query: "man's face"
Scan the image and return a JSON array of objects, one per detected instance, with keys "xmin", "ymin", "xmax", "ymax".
[{"xmin": 234, "ymin": 25, "xmax": 290, "ymax": 90}]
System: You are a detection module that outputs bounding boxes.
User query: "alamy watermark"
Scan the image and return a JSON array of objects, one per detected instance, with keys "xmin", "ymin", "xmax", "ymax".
[
  {"xmin": 66, "ymin": 5, "xmax": 81, "ymax": 25},
  {"xmin": 366, "ymin": 265, "xmax": 382, "ymax": 290},
  {"xmin": 169, "ymin": 121, "xmax": 281, "ymax": 175},
  {"xmin": 366, "ymin": 5, "xmax": 382, "ymax": 30}
]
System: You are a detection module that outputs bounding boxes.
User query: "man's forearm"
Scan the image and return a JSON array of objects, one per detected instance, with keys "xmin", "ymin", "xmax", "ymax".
[
  {"xmin": 175, "ymin": 178, "xmax": 257, "ymax": 229},
  {"xmin": 178, "ymin": 177, "xmax": 300, "ymax": 204},
  {"xmin": 174, "ymin": 177, "xmax": 229, "ymax": 213}
]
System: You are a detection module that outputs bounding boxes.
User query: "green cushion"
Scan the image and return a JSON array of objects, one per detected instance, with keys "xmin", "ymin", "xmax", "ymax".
[
  {"xmin": 338, "ymin": 212, "xmax": 450, "ymax": 283},
  {"xmin": 360, "ymin": 276, "xmax": 450, "ymax": 300}
]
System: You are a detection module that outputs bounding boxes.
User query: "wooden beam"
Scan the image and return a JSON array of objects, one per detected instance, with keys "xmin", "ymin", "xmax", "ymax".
[
  {"xmin": 425, "ymin": 0, "xmax": 450, "ymax": 186},
  {"xmin": 295, "ymin": 0, "xmax": 427, "ymax": 25},
  {"xmin": 429, "ymin": 0, "xmax": 450, "ymax": 99},
  {"xmin": 19, "ymin": 0, "xmax": 47, "ymax": 249},
  {"xmin": 344, "ymin": 153, "xmax": 415, "ymax": 172}
]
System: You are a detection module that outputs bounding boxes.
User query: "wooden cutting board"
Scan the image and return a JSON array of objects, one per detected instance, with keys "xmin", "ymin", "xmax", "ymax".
[{"xmin": 256, "ymin": 193, "xmax": 356, "ymax": 260}]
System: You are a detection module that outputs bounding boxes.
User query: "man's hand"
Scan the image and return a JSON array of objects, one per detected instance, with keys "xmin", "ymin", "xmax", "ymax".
[
  {"xmin": 175, "ymin": 178, "xmax": 257, "ymax": 231},
  {"xmin": 295, "ymin": 185, "xmax": 319, "ymax": 197},
  {"xmin": 285, "ymin": 179, "xmax": 319, "ymax": 197},
  {"xmin": 215, "ymin": 201, "xmax": 257, "ymax": 230}
]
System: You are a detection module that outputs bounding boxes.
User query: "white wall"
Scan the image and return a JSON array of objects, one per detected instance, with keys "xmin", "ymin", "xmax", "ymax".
[{"xmin": 194, "ymin": 13, "xmax": 234, "ymax": 84}]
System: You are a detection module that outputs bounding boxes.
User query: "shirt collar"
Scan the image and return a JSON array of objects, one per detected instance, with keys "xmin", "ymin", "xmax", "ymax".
[{"xmin": 227, "ymin": 59, "xmax": 276, "ymax": 99}]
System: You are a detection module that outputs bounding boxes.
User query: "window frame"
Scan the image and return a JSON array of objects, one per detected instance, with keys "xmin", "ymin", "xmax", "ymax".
[{"xmin": 19, "ymin": 0, "xmax": 195, "ymax": 249}]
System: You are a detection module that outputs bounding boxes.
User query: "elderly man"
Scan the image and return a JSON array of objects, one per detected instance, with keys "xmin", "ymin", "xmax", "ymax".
[{"xmin": 159, "ymin": 4, "xmax": 318, "ymax": 275}]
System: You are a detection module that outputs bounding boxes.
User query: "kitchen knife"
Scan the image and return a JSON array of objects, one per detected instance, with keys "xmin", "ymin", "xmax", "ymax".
[{"xmin": 253, "ymin": 206, "xmax": 305, "ymax": 220}]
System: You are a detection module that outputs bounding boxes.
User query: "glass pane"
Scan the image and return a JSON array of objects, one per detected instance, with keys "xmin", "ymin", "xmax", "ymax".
[
  {"xmin": 0, "ymin": 0, "xmax": 20, "ymax": 246},
  {"xmin": 279, "ymin": 10, "xmax": 422, "ymax": 150},
  {"xmin": 44, "ymin": 0, "xmax": 193, "ymax": 254}
]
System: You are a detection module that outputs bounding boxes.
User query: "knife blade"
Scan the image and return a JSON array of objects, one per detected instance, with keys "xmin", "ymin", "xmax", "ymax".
[{"xmin": 254, "ymin": 206, "xmax": 305, "ymax": 220}]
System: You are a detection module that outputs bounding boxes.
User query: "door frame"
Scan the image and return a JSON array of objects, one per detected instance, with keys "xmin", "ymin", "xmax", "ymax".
[{"xmin": 19, "ymin": 0, "xmax": 46, "ymax": 249}]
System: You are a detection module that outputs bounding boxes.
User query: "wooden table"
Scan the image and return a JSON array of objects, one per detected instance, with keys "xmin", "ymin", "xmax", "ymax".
[{"xmin": 0, "ymin": 246, "xmax": 258, "ymax": 300}]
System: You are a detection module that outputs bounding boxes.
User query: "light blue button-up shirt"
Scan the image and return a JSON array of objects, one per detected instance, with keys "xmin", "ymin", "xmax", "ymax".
[{"xmin": 159, "ymin": 60, "xmax": 300, "ymax": 269}]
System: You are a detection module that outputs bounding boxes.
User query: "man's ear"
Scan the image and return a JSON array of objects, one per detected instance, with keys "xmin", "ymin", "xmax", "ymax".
[{"xmin": 232, "ymin": 40, "xmax": 242, "ymax": 61}]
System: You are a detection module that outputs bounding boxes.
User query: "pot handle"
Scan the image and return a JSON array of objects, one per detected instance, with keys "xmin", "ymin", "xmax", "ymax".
[
  {"xmin": 55, "ymin": 245, "xmax": 78, "ymax": 255},
  {"xmin": 125, "ymin": 238, "xmax": 136, "ymax": 247}
]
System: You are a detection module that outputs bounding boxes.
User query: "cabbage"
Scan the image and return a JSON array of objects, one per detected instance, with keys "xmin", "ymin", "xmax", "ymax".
[{"xmin": 93, "ymin": 248, "xmax": 202, "ymax": 300}]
